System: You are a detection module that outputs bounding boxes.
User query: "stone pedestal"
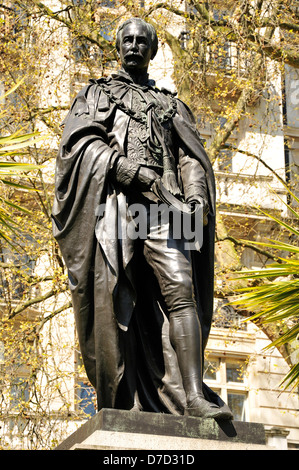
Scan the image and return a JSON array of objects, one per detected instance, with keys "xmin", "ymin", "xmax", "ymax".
[
  {"xmin": 265, "ymin": 427, "xmax": 289, "ymax": 450},
  {"xmin": 55, "ymin": 409, "xmax": 273, "ymax": 450}
]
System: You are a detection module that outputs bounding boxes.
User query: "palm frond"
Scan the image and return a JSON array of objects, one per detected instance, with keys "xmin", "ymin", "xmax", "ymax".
[
  {"xmin": 280, "ymin": 363, "xmax": 299, "ymax": 389},
  {"xmin": 231, "ymin": 185, "xmax": 299, "ymax": 390},
  {"xmin": 0, "ymin": 82, "xmax": 43, "ymax": 241}
]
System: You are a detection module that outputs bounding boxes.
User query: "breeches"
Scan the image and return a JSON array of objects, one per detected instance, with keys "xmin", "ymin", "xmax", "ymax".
[
  {"xmin": 136, "ymin": 202, "xmax": 196, "ymax": 316},
  {"xmin": 140, "ymin": 203, "xmax": 203, "ymax": 382}
]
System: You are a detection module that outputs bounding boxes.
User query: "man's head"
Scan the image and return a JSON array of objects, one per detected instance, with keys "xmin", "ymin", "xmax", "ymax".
[{"xmin": 116, "ymin": 18, "xmax": 158, "ymax": 73}]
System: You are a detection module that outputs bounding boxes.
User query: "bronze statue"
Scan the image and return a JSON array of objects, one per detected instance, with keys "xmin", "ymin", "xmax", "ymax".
[{"xmin": 52, "ymin": 18, "xmax": 233, "ymax": 420}]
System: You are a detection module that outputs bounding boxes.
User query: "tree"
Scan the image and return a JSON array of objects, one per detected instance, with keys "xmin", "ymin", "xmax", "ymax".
[
  {"xmin": 0, "ymin": 9, "xmax": 92, "ymax": 448},
  {"xmin": 0, "ymin": 82, "xmax": 43, "ymax": 244},
  {"xmin": 0, "ymin": 0, "xmax": 298, "ymax": 448}
]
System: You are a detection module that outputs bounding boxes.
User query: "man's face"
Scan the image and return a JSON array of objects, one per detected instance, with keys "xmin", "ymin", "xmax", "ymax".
[{"xmin": 118, "ymin": 22, "xmax": 154, "ymax": 72}]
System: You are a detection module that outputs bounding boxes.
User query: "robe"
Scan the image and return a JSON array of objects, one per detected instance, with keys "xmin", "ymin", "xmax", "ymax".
[{"xmin": 52, "ymin": 72, "xmax": 222, "ymax": 414}]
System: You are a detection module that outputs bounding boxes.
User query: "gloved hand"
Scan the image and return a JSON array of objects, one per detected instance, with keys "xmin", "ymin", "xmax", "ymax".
[
  {"xmin": 162, "ymin": 171, "xmax": 183, "ymax": 198},
  {"xmin": 187, "ymin": 196, "xmax": 209, "ymax": 226},
  {"xmin": 134, "ymin": 166, "xmax": 159, "ymax": 191},
  {"xmin": 110, "ymin": 157, "xmax": 159, "ymax": 192}
]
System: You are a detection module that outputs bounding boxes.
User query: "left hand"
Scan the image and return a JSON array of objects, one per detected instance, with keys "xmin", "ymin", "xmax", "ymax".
[
  {"xmin": 188, "ymin": 196, "xmax": 209, "ymax": 226},
  {"xmin": 162, "ymin": 171, "xmax": 183, "ymax": 198}
]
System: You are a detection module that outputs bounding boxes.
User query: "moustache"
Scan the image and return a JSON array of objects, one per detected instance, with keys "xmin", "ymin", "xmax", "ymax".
[{"xmin": 125, "ymin": 53, "xmax": 143, "ymax": 59}]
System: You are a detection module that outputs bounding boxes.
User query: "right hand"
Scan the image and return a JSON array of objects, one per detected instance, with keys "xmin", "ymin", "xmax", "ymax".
[{"xmin": 135, "ymin": 166, "xmax": 159, "ymax": 191}]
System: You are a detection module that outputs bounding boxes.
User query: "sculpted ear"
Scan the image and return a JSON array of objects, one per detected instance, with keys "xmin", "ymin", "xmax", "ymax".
[{"xmin": 151, "ymin": 47, "xmax": 158, "ymax": 60}]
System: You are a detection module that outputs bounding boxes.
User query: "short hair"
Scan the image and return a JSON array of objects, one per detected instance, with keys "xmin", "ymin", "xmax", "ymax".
[{"xmin": 115, "ymin": 18, "xmax": 158, "ymax": 59}]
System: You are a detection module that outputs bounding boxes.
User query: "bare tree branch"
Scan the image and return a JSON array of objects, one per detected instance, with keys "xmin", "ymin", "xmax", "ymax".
[
  {"xmin": 216, "ymin": 235, "xmax": 282, "ymax": 263},
  {"xmin": 9, "ymin": 285, "xmax": 68, "ymax": 319}
]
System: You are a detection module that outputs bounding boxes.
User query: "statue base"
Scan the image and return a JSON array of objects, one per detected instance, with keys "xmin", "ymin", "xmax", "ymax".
[{"xmin": 55, "ymin": 409, "xmax": 273, "ymax": 450}]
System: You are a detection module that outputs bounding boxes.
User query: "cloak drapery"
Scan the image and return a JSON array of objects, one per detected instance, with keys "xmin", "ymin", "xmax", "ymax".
[{"xmin": 52, "ymin": 74, "xmax": 222, "ymax": 414}]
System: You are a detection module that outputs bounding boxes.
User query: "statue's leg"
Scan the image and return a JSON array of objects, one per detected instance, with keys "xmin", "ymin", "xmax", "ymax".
[
  {"xmin": 168, "ymin": 306, "xmax": 231, "ymax": 419},
  {"xmin": 143, "ymin": 220, "xmax": 232, "ymax": 419}
]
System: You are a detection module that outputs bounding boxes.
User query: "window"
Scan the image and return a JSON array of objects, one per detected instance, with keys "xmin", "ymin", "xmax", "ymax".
[
  {"xmin": 204, "ymin": 360, "xmax": 218, "ymax": 381},
  {"xmin": 10, "ymin": 377, "xmax": 29, "ymax": 410},
  {"xmin": 101, "ymin": 0, "xmax": 116, "ymax": 7},
  {"xmin": 217, "ymin": 148, "xmax": 232, "ymax": 172},
  {"xmin": 75, "ymin": 347, "xmax": 96, "ymax": 417},
  {"xmin": 226, "ymin": 362, "xmax": 245, "ymax": 383},
  {"xmin": 0, "ymin": 335, "xmax": 33, "ymax": 415},
  {"xmin": 204, "ymin": 357, "xmax": 248, "ymax": 421},
  {"xmin": 227, "ymin": 393, "xmax": 246, "ymax": 421},
  {"xmin": 209, "ymin": 41, "xmax": 232, "ymax": 71},
  {"xmin": 213, "ymin": 302, "xmax": 247, "ymax": 331},
  {"xmin": 0, "ymin": 341, "xmax": 4, "ymax": 363},
  {"xmin": 11, "ymin": 5, "xmax": 29, "ymax": 35},
  {"xmin": 0, "ymin": 241, "xmax": 36, "ymax": 300},
  {"xmin": 73, "ymin": 0, "xmax": 116, "ymax": 4},
  {"xmin": 71, "ymin": 17, "xmax": 114, "ymax": 62},
  {"xmin": 76, "ymin": 381, "xmax": 96, "ymax": 417}
]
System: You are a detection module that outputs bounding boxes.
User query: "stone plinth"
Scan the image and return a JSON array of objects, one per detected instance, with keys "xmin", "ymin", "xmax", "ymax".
[{"xmin": 55, "ymin": 409, "xmax": 273, "ymax": 450}]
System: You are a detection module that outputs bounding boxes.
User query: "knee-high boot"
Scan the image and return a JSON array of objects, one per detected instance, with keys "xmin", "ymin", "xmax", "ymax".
[{"xmin": 169, "ymin": 307, "xmax": 233, "ymax": 419}]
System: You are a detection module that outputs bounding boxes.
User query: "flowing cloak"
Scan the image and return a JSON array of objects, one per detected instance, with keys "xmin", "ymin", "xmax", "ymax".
[{"xmin": 52, "ymin": 74, "xmax": 222, "ymax": 414}]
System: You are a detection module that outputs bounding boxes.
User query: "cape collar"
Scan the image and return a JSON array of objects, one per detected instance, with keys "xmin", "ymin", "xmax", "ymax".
[{"xmin": 110, "ymin": 69, "xmax": 156, "ymax": 90}]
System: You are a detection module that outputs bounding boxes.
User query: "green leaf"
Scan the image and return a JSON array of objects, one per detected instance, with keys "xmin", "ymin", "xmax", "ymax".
[
  {"xmin": 0, "ymin": 135, "xmax": 44, "ymax": 153},
  {"xmin": 0, "ymin": 179, "xmax": 39, "ymax": 191},
  {"xmin": 1, "ymin": 78, "xmax": 25, "ymax": 99},
  {"xmin": 280, "ymin": 363, "xmax": 299, "ymax": 389},
  {"xmin": 0, "ymin": 197, "xmax": 33, "ymax": 215}
]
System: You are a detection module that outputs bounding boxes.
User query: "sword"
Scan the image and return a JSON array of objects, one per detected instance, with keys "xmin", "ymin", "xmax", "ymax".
[
  {"xmin": 150, "ymin": 178, "xmax": 201, "ymax": 215},
  {"xmin": 144, "ymin": 178, "xmax": 203, "ymax": 251}
]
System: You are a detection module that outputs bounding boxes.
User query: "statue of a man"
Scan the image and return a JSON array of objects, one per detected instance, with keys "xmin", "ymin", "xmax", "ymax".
[{"xmin": 52, "ymin": 18, "xmax": 233, "ymax": 420}]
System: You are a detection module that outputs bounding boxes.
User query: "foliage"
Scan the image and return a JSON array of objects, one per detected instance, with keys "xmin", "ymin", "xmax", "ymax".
[
  {"xmin": 230, "ymin": 185, "xmax": 299, "ymax": 389},
  {"xmin": 0, "ymin": 82, "xmax": 41, "ymax": 243}
]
